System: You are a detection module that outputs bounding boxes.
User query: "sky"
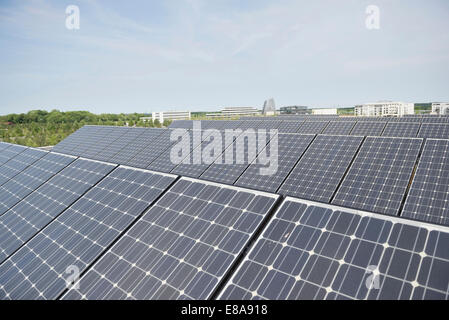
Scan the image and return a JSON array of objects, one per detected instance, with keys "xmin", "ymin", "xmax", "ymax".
[{"xmin": 0, "ymin": 0, "xmax": 448, "ymax": 115}]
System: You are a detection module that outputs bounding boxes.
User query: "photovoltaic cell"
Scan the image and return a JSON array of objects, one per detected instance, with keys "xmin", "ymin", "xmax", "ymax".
[
  {"xmin": 350, "ymin": 122, "xmax": 386, "ymax": 136},
  {"xmin": 276, "ymin": 121, "xmax": 304, "ymax": 133},
  {"xmin": 322, "ymin": 121, "xmax": 356, "ymax": 135},
  {"xmin": 80, "ymin": 127, "xmax": 130, "ymax": 160},
  {"xmin": 219, "ymin": 198, "xmax": 449, "ymax": 300},
  {"xmin": 62, "ymin": 177, "xmax": 278, "ymax": 300},
  {"xmin": 169, "ymin": 120, "xmax": 194, "ymax": 129},
  {"xmin": 235, "ymin": 134, "xmax": 314, "ymax": 193},
  {"xmin": 382, "ymin": 122, "xmax": 420, "ymax": 138},
  {"xmin": 0, "ymin": 166, "xmax": 176, "ymax": 299},
  {"xmin": 51, "ymin": 126, "xmax": 102, "ymax": 155},
  {"xmin": 0, "ymin": 159, "xmax": 116, "ymax": 265},
  {"xmin": 417, "ymin": 123, "xmax": 449, "ymax": 139},
  {"xmin": 296, "ymin": 121, "xmax": 329, "ymax": 134},
  {"xmin": 0, "ymin": 152, "xmax": 76, "ymax": 216},
  {"xmin": 0, "ymin": 148, "xmax": 48, "ymax": 187},
  {"xmin": 402, "ymin": 139, "xmax": 449, "ymax": 226},
  {"xmin": 279, "ymin": 135, "xmax": 363, "ymax": 203},
  {"xmin": 332, "ymin": 137, "xmax": 422, "ymax": 216},
  {"xmin": 0, "ymin": 144, "xmax": 28, "ymax": 166}
]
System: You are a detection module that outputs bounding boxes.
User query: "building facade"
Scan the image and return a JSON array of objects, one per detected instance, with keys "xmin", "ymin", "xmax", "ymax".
[
  {"xmin": 263, "ymin": 98, "xmax": 276, "ymax": 116},
  {"xmin": 206, "ymin": 106, "xmax": 260, "ymax": 118},
  {"xmin": 432, "ymin": 102, "xmax": 449, "ymax": 115},
  {"xmin": 141, "ymin": 111, "xmax": 191, "ymax": 123},
  {"xmin": 312, "ymin": 108, "xmax": 338, "ymax": 115},
  {"xmin": 355, "ymin": 102, "xmax": 414, "ymax": 117},
  {"xmin": 280, "ymin": 106, "xmax": 310, "ymax": 115}
]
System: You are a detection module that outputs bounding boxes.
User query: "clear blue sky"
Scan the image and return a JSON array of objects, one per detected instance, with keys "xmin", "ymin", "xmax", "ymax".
[{"xmin": 0, "ymin": 0, "xmax": 448, "ymax": 115}]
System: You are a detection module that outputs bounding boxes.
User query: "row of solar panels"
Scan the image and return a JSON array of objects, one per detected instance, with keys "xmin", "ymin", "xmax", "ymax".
[
  {"xmin": 243, "ymin": 115, "xmax": 449, "ymax": 123},
  {"xmin": 168, "ymin": 119, "xmax": 449, "ymax": 139},
  {"xmin": 0, "ymin": 141, "xmax": 447, "ymax": 300},
  {"xmin": 51, "ymin": 126, "xmax": 448, "ymax": 226}
]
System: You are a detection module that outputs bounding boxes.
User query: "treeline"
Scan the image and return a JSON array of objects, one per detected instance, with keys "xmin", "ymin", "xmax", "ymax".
[{"xmin": 0, "ymin": 110, "xmax": 171, "ymax": 147}]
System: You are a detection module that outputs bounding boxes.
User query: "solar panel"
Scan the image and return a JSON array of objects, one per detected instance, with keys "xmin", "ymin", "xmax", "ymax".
[
  {"xmin": 350, "ymin": 122, "xmax": 386, "ymax": 136},
  {"xmin": 219, "ymin": 198, "xmax": 449, "ymax": 300},
  {"xmin": 169, "ymin": 120, "xmax": 193, "ymax": 129},
  {"xmin": 0, "ymin": 159, "xmax": 116, "ymax": 265},
  {"xmin": 279, "ymin": 135, "xmax": 363, "ymax": 203},
  {"xmin": 235, "ymin": 134, "xmax": 314, "ymax": 193},
  {"xmin": 256, "ymin": 120, "xmax": 282, "ymax": 131},
  {"xmin": 382, "ymin": 122, "xmax": 420, "ymax": 138},
  {"xmin": 296, "ymin": 121, "xmax": 329, "ymax": 134},
  {"xmin": 0, "ymin": 166, "xmax": 176, "ymax": 299},
  {"xmin": 62, "ymin": 177, "xmax": 279, "ymax": 300},
  {"xmin": 332, "ymin": 137, "xmax": 422, "ymax": 216},
  {"xmin": 0, "ymin": 142, "xmax": 11, "ymax": 152},
  {"xmin": 276, "ymin": 121, "xmax": 304, "ymax": 133},
  {"xmin": 401, "ymin": 139, "xmax": 449, "ymax": 226},
  {"xmin": 322, "ymin": 121, "xmax": 356, "ymax": 135},
  {"xmin": 79, "ymin": 127, "xmax": 130, "ymax": 159},
  {"xmin": 0, "ymin": 148, "xmax": 48, "ymax": 187},
  {"xmin": 109, "ymin": 128, "xmax": 166, "ymax": 165},
  {"xmin": 200, "ymin": 129, "xmax": 273, "ymax": 185},
  {"xmin": 52, "ymin": 126, "xmax": 102, "ymax": 155},
  {"xmin": 0, "ymin": 144, "xmax": 27, "ymax": 166},
  {"xmin": 200, "ymin": 120, "xmax": 225, "ymax": 130},
  {"xmin": 0, "ymin": 152, "xmax": 76, "ymax": 216},
  {"xmin": 417, "ymin": 123, "xmax": 449, "ymax": 139}
]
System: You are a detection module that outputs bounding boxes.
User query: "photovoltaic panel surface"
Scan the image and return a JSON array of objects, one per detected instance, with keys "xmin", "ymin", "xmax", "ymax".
[
  {"xmin": 169, "ymin": 120, "xmax": 193, "ymax": 129},
  {"xmin": 0, "ymin": 152, "xmax": 76, "ymax": 216},
  {"xmin": 382, "ymin": 122, "xmax": 420, "ymax": 138},
  {"xmin": 417, "ymin": 123, "xmax": 449, "ymax": 139},
  {"xmin": 0, "ymin": 158, "xmax": 116, "ymax": 265},
  {"xmin": 402, "ymin": 139, "xmax": 449, "ymax": 226},
  {"xmin": 322, "ymin": 121, "xmax": 356, "ymax": 135},
  {"xmin": 350, "ymin": 122, "xmax": 386, "ymax": 136},
  {"xmin": 332, "ymin": 137, "xmax": 422, "ymax": 216},
  {"xmin": 235, "ymin": 134, "xmax": 314, "ymax": 193},
  {"xmin": 279, "ymin": 135, "xmax": 363, "ymax": 203},
  {"xmin": 0, "ymin": 144, "xmax": 27, "ymax": 166},
  {"xmin": 62, "ymin": 177, "xmax": 278, "ymax": 300},
  {"xmin": 0, "ymin": 148, "xmax": 48, "ymax": 187},
  {"xmin": 296, "ymin": 121, "xmax": 329, "ymax": 134},
  {"xmin": 0, "ymin": 142, "xmax": 11, "ymax": 152},
  {"xmin": 0, "ymin": 166, "xmax": 176, "ymax": 299},
  {"xmin": 80, "ymin": 127, "xmax": 130, "ymax": 160},
  {"xmin": 276, "ymin": 121, "xmax": 304, "ymax": 133},
  {"xmin": 219, "ymin": 198, "xmax": 449, "ymax": 300},
  {"xmin": 51, "ymin": 126, "xmax": 102, "ymax": 155}
]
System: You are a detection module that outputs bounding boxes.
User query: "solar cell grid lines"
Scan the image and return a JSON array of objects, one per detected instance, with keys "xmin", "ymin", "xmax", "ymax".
[
  {"xmin": 322, "ymin": 121, "xmax": 356, "ymax": 135},
  {"xmin": 51, "ymin": 126, "xmax": 101, "ymax": 155},
  {"xmin": 169, "ymin": 120, "xmax": 194, "ymax": 129},
  {"xmin": 0, "ymin": 142, "xmax": 11, "ymax": 152},
  {"xmin": 0, "ymin": 166, "xmax": 176, "ymax": 300},
  {"xmin": 235, "ymin": 134, "xmax": 315, "ymax": 193},
  {"xmin": 350, "ymin": 122, "xmax": 387, "ymax": 136},
  {"xmin": 382, "ymin": 122, "xmax": 421, "ymax": 138},
  {"xmin": 276, "ymin": 121, "xmax": 304, "ymax": 133},
  {"xmin": 0, "ymin": 152, "xmax": 76, "ymax": 216},
  {"xmin": 80, "ymin": 127, "xmax": 130, "ymax": 159},
  {"xmin": 0, "ymin": 148, "xmax": 48, "ymax": 187},
  {"xmin": 296, "ymin": 121, "xmax": 329, "ymax": 134},
  {"xmin": 332, "ymin": 137, "xmax": 422, "ymax": 216},
  {"xmin": 402, "ymin": 139, "xmax": 449, "ymax": 226},
  {"xmin": 0, "ymin": 144, "xmax": 28, "ymax": 166},
  {"xmin": 0, "ymin": 158, "xmax": 116, "ymax": 265},
  {"xmin": 62, "ymin": 177, "xmax": 278, "ymax": 300},
  {"xmin": 219, "ymin": 198, "xmax": 449, "ymax": 300},
  {"xmin": 279, "ymin": 135, "xmax": 364, "ymax": 203},
  {"xmin": 417, "ymin": 123, "xmax": 449, "ymax": 139}
]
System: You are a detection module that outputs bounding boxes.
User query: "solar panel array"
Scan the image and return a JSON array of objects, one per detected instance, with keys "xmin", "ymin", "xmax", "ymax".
[
  {"xmin": 0, "ymin": 166, "xmax": 176, "ymax": 299},
  {"xmin": 0, "ymin": 148, "xmax": 48, "ymax": 186},
  {"xmin": 382, "ymin": 122, "xmax": 421, "ymax": 138},
  {"xmin": 402, "ymin": 139, "xmax": 449, "ymax": 226},
  {"xmin": 350, "ymin": 122, "xmax": 386, "ymax": 136},
  {"xmin": 279, "ymin": 135, "xmax": 363, "ymax": 202},
  {"xmin": 62, "ymin": 178, "xmax": 278, "ymax": 300},
  {"xmin": 322, "ymin": 121, "xmax": 356, "ymax": 135},
  {"xmin": 332, "ymin": 137, "xmax": 422, "ymax": 216},
  {"xmin": 296, "ymin": 121, "xmax": 329, "ymax": 134},
  {"xmin": 418, "ymin": 123, "xmax": 449, "ymax": 139},
  {"xmin": 219, "ymin": 198, "xmax": 449, "ymax": 300}
]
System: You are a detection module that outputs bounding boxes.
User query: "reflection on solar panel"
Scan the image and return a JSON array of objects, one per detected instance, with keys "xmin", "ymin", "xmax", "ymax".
[
  {"xmin": 0, "ymin": 159, "xmax": 116, "ymax": 265},
  {"xmin": 296, "ymin": 121, "xmax": 329, "ymax": 134},
  {"xmin": 81, "ymin": 127, "xmax": 130, "ymax": 160},
  {"xmin": 62, "ymin": 178, "xmax": 278, "ymax": 300},
  {"xmin": 0, "ymin": 144, "xmax": 27, "ymax": 166},
  {"xmin": 235, "ymin": 134, "xmax": 314, "ymax": 193},
  {"xmin": 350, "ymin": 122, "xmax": 386, "ymax": 136},
  {"xmin": 219, "ymin": 198, "xmax": 449, "ymax": 300},
  {"xmin": 0, "ymin": 148, "xmax": 47, "ymax": 187},
  {"xmin": 52, "ymin": 126, "xmax": 102, "ymax": 155},
  {"xmin": 276, "ymin": 121, "xmax": 304, "ymax": 133},
  {"xmin": 332, "ymin": 137, "xmax": 422, "ymax": 216},
  {"xmin": 0, "ymin": 166, "xmax": 176, "ymax": 299},
  {"xmin": 169, "ymin": 120, "xmax": 193, "ymax": 129},
  {"xmin": 200, "ymin": 129, "xmax": 272, "ymax": 185},
  {"xmin": 417, "ymin": 123, "xmax": 449, "ymax": 139},
  {"xmin": 0, "ymin": 153, "xmax": 76, "ymax": 216},
  {"xmin": 382, "ymin": 122, "xmax": 420, "ymax": 138},
  {"xmin": 279, "ymin": 135, "xmax": 363, "ymax": 202},
  {"xmin": 322, "ymin": 121, "xmax": 356, "ymax": 135},
  {"xmin": 109, "ymin": 128, "xmax": 165, "ymax": 165},
  {"xmin": 0, "ymin": 142, "xmax": 11, "ymax": 152},
  {"xmin": 402, "ymin": 139, "xmax": 449, "ymax": 226}
]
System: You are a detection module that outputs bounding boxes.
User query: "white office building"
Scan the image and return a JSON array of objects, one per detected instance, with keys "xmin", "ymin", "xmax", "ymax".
[
  {"xmin": 432, "ymin": 102, "xmax": 449, "ymax": 115},
  {"xmin": 354, "ymin": 102, "xmax": 414, "ymax": 117},
  {"xmin": 206, "ymin": 106, "xmax": 261, "ymax": 118},
  {"xmin": 143, "ymin": 111, "xmax": 191, "ymax": 123},
  {"xmin": 312, "ymin": 108, "xmax": 338, "ymax": 115}
]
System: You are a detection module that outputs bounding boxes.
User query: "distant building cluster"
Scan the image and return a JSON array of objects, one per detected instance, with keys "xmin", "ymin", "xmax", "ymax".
[
  {"xmin": 206, "ymin": 106, "xmax": 260, "ymax": 118},
  {"xmin": 262, "ymin": 98, "xmax": 276, "ymax": 116},
  {"xmin": 432, "ymin": 102, "xmax": 449, "ymax": 115},
  {"xmin": 280, "ymin": 106, "xmax": 310, "ymax": 115},
  {"xmin": 355, "ymin": 102, "xmax": 414, "ymax": 117},
  {"xmin": 141, "ymin": 111, "xmax": 191, "ymax": 123}
]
